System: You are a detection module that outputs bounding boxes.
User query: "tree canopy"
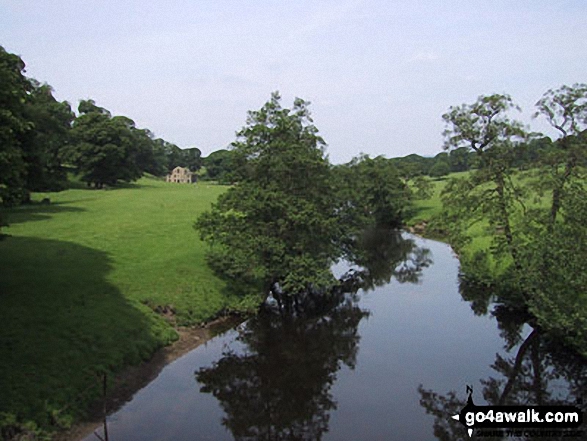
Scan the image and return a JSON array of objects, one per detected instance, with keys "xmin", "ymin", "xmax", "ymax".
[
  {"xmin": 196, "ymin": 93, "xmax": 341, "ymax": 303},
  {"xmin": 438, "ymin": 87, "xmax": 587, "ymax": 356}
]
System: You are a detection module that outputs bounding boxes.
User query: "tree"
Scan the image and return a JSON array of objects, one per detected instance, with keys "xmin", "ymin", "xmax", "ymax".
[
  {"xmin": 428, "ymin": 160, "xmax": 450, "ymax": 178},
  {"xmin": 534, "ymin": 83, "xmax": 587, "ymax": 231},
  {"xmin": 68, "ymin": 100, "xmax": 150, "ymax": 188},
  {"xmin": 517, "ymin": 84, "xmax": 587, "ymax": 355},
  {"xmin": 440, "ymin": 88, "xmax": 587, "ymax": 356},
  {"xmin": 201, "ymin": 149, "xmax": 237, "ymax": 183},
  {"xmin": 440, "ymin": 94, "xmax": 528, "ymax": 270},
  {"xmin": 333, "ymin": 155, "xmax": 410, "ymax": 231},
  {"xmin": 0, "ymin": 46, "xmax": 31, "ymax": 205},
  {"xmin": 195, "ymin": 93, "xmax": 340, "ymax": 306},
  {"xmin": 180, "ymin": 147, "xmax": 203, "ymax": 172},
  {"xmin": 0, "ymin": 46, "xmax": 74, "ymax": 206},
  {"xmin": 21, "ymin": 81, "xmax": 74, "ymax": 191}
]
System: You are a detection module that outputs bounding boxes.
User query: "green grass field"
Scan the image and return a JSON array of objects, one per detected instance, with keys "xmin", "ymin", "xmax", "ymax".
[
  {"xmin": 407, "ymin": 170, "xmax": 547, "ymax": 272},
  {"xmin": 0, "ymin": 177, "xmax": 240, "ymax": 433},
  {"xmin": 406, "ymin": 171, "xmax": 470, "ymax": 225}
]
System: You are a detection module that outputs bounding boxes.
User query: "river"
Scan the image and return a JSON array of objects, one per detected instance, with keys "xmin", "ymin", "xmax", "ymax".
[{"xmin": 85, "ymin": 234, "xmax": 585, "ymax": 440}]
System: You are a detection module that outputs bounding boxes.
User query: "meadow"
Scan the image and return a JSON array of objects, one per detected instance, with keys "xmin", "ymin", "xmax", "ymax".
[
  {"xmin": 0, "ymin": 177, "xmax": 241, "ymax": 432},
  {"xmin": 407, "ymin": 169, "xmax": 550, "ymax": 274}
]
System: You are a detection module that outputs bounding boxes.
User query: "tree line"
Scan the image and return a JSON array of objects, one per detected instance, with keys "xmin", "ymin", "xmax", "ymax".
[
  {"xmin": 388, "ymin": 135, "xmax": 557, "ymax": 179},
  {"xmin": 0, "ymin": 45, "xmax": 241, "ymax": 207}
]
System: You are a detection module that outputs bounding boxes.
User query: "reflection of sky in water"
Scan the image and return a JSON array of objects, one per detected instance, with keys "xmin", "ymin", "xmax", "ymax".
[{"xmin": 87, "ymin": 235, "xmax": 579, "ymax": 441}]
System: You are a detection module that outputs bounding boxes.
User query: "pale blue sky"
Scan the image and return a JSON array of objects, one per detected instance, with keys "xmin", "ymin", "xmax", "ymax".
[{"xmin": 2, "ymin": 0, "xmax": 586, "ymax": 163}]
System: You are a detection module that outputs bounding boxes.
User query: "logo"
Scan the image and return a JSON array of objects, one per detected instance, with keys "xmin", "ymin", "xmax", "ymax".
[{"xmin": 451, "ymin": 386, "xmax": 583, "ymax": 437}]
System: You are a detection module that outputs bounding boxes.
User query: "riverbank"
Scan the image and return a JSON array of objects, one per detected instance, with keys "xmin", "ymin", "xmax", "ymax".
[
  {"xmin": 0, "ymin": 177, "xmax": 251, "ymax": 438},
  {"xmin": 55, "ymin": 315, "xmax": 243, "ymax": 441}
]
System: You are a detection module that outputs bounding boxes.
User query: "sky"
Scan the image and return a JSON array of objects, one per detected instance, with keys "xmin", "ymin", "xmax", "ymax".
[{"xmin": 1, "ymin": 0, "xmax": 586, "ymax": 163}]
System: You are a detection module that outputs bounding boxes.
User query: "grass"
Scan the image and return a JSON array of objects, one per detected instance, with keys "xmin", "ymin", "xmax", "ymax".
[
  {"xmin": 407, "ymin": 170, "xmax": 549, "ymax": 272},
  {"xmin": 406, "ymin": 171, "xmax": 470, "ymax": 225},
  {"xmin": 0, "ymin": 176, "xmax": 242, "ymax": 434}
]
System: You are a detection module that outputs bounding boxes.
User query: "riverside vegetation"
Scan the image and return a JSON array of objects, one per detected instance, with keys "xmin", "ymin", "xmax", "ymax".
[{"xmin": 1, "ymin": 42, "xmax": 585, "ymax": 439}]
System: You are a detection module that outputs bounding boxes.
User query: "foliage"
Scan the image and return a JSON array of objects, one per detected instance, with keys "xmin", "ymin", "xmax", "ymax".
[
  {"xmin": 438, "ymin": 87, "xmax": 587, "ymax": 356},
  {"xmin": 196, "ymin": 93, "xmax": 341, "ymax": 299},
  {"xmin": 164, "ymin": 144, "xmax": 203, "ymax": 173},
  {"xmin": 411, "ymin": 175, "xmax": 433, "ymax": 199},
  {"xmin": 201, "ymin": 149, "xmax": 238, "ymax": 183},
  {"xmin": 428, "ymin": 160, "xmax": 450, "ymax": 177},
  {"xmin": 333, "ymin": 155, "xmax": 410, "ymax": 232},
  {"xmin": 68, "ymin": 100, "xmax": 153, "ymax": 187},
  {"xmin": 0, "ymin": 46, "xmax": 32, "ymax": 206},
  {"xmin": 21, "ymin": 81, "xmax": 75, "ymax": 192},
  {"xmin": 389, "ymin": 153, "xmax": 434, "ymax": 178},
  {"xmin": 533, "ymin": 83, "xmax": 587, "ymax": 229}
]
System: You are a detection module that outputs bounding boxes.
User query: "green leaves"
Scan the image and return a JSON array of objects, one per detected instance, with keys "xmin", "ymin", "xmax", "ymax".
[
  {"xmin": 441, "ymin": 87, "xmax": 587, "ymax": 356},
  {"xmin": 196, "ymin": 93, "xmax": 338, "ymax": 298}
]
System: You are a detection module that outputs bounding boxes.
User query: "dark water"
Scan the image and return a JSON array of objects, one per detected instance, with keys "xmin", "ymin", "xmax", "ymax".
[{"xmin": 87, "ymin": 234, "xmax": 585, "ymax": 441}]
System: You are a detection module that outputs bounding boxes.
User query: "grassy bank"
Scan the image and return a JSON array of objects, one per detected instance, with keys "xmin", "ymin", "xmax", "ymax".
[
  {"xmin": 0, "ymin": 177, "xmax": 244, "ymax": 435},
  {"xmin": 407, "ymin": 171, "xmax": 524, "ymax": 260}
]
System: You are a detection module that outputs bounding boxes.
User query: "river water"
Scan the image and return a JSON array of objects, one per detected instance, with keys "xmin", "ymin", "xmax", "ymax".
[{"xmin": 86, "ymin": 234, "xmax": 585, "ymax": 440}]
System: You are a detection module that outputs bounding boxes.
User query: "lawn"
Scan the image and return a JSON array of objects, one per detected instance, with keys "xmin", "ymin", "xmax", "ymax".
[{"xmin": 0, "ymin": 177, "xmax": 239, "ymax": 434}]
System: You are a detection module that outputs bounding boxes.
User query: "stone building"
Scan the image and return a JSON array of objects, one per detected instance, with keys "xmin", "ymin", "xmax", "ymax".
[{"xmin": 166, "ymin": 166, "xmax": 196, "ymax": 184}]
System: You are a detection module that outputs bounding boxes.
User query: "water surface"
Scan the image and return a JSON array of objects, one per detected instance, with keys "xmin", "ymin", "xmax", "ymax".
[{"xmin": 87, "ymin": 234, "xmax": 585, "ymax": 440}]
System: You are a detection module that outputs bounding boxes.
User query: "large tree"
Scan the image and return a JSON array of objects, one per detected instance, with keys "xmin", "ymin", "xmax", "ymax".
[
  {"xmin": 0, "ymin": 46, "xmax": 74, "ymax": 205},
  {"xmin": 68, "ymin": 100, "xmax": 152, "ymax": 188},
  {"xmin": 534, "ymin": 83, "xmax": 587, "ymax": 230},
  {"xmin": 195, "ymin": 93, "xmax": 340, "ymax": 306},
  {"xmin": 440, "ymin": 94, "xmax": 528, "ymax": 268},
  {"xmin": 439, "ymin": 88, "xmax": 587, "ymax": 356},
  {"xmin": 21, "ymin": 81, "xmax": 74, "ymax": 192},
  {"xmin": 0, "ymin": 46, "xmax": 31, "ymax": 205}
]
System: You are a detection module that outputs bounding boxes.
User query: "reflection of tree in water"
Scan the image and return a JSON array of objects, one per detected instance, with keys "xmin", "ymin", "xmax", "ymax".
[
  {"xmin": 196, "ymin": 298, "xmax": 367, "ymax": 440},
  {"xmin": 196, "ymin": 230, "xmax": 430, "ymax": 440},
  {"xmin": 342, "ymin": 227, "xmax": 432, "ymax": 290},
  {"xmin": 419, "ymin": 283, "xmax": 587, "ymax": 441}
]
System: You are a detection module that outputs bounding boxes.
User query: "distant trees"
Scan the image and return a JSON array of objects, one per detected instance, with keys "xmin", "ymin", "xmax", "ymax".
[
  {"xmin": 333, "ymin": 155, "xmax": 410, "ymax": 231},
  {"xmin": 164, "ymin": 144, "xmax": 202, "ymax": 173},
  {"xmin": 428, "ymin": 160, "xmax": 450, "ymax": 178},
  {"xmin": 201, "ymin": 149, "xmax": 236, "ymax": 183},
  {"xmin": 0, "ymin": 45, "xmax": 212, "ymax": 197}
]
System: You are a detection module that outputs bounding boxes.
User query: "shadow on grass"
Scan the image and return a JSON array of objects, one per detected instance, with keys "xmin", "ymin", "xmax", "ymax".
[
  {"xmin": 0, "ymin": 236, "xmax": 176, "ymax": 432},
  {"xmin": 0, "ymin": 201, "xmax": 86, "ymax": 225},
  {"xmin": 67, "ymin": 180, "xmax": 157, "ymax": 190}
]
